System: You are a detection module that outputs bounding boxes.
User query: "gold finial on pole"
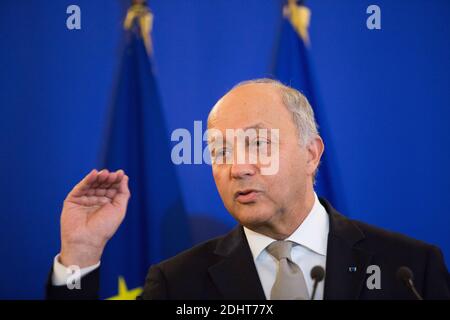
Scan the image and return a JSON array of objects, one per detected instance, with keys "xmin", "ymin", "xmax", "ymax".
[
  {"xmin": 123, "ymin": 0, "xmax": 154, "ymax": 55},
  {"xmin": 283, "ymin": 0, "xmax": 311, "ymax": 46}
]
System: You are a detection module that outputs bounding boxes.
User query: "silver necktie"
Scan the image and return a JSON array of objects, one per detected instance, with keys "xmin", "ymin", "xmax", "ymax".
[{"xmin": 266, "ymin": 240, "xmax": 309, "ymax": 300}]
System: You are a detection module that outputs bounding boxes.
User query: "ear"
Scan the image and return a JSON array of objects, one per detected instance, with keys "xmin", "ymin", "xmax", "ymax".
[{"xmin": 305, "ymin": 135, "xmax": 324, "ymax": 177}]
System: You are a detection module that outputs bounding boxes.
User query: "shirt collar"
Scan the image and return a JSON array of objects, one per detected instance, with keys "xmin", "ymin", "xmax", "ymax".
[{"xmin": 243, "ymin": 193, "xmax": 329, "ymax": 260}]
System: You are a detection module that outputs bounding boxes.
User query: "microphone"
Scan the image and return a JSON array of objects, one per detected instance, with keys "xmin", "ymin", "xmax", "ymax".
[
  {"xmin": 310, "ymin": 266, "xmax": 325, "ymax": 300},
  {"xmin": 396, "ymin": 266, "xmax": 423, "ymax": 300}
]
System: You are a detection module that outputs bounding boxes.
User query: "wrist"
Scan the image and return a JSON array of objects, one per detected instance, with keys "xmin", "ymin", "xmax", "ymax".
[{"xmin": 60, "ymin": 243, "xmax": 103, "ymax": 268}]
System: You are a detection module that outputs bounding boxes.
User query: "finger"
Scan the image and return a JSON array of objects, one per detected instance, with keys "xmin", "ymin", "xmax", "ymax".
[
  {"xmin": 70, "ymin": 169, "xmax": 98, "ymax": 197},
  {"xmin": 114, "ymin": 170, "xmax": 125, "ymax": 183},
  {"xmin": 90, "ymin": 188, "xmax": 106, "ymax": 196},
  {"xmin": 99, "ymin": 171, "xmax": 118, "ymax": 189},
  {"xmin": 90, "ymin": 169, "xmax": 109, "ymax": 188},
  {"xmin": 119, "ymin": 175, "xmax": 130, "ymax": 194},
  {"xmin": 97, "ymin": 169, "xmax": 110, "ymax": 184},
  {"xmin": 108, "ymin": 170, "xmax": 126, "ymax": 190},
  {"xmin": 80, "ymin": 195, "xmax": 112, "ymax": 206},
  {"xmin": 85, "ymin": 170, "xmax": 125, "ymax": 196},
  {"xmin": 92, "ymin": 188, "xmax": 118, "ymax": 198},
  {"xmin": 105, "ymin": 188, "xmax": 118, "ymax": 198},
  {"xmin": 112, "ymin": 175, "xmax": 130, "ymax": 208}
]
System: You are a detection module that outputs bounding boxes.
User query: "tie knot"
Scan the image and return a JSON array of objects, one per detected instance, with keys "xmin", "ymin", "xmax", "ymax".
[{"xmin": 266, "ymin": 240, "xmax": 294, "ymax": 261}]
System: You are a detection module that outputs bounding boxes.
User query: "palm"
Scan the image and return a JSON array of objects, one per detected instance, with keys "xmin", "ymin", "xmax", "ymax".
[{"xmin": 61, "ymin": 169, "xmax": 130, "ymax": 248}]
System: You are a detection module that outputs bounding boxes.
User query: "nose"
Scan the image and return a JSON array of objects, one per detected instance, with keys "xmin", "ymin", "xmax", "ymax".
[{"xmin": 230, "ymin": 163, "xmax": 257, "ymax": 179}]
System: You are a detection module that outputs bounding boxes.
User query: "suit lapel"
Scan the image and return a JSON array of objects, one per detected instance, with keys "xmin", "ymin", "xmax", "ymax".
[
  {"xmin": 320, "ymin": 198, "xmax": 373, "ymax": 300},
  {"xmin": 208, "ymin": 226, "xmax": 266, "ymax": 300},
  {"xmin": 208, "ymin": 199, "xmax": 372, "ymax": 300}
]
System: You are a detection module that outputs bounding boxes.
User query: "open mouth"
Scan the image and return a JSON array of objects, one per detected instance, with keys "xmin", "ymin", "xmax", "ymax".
[{"xmin": 234, "ymin": 189, "xmax": 260, "ymax": 203}]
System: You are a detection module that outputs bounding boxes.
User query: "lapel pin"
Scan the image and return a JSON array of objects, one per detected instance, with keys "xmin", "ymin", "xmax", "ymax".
[{"xmin": 348, "ymin": 266, "xmax": 357, "ymax": 272}]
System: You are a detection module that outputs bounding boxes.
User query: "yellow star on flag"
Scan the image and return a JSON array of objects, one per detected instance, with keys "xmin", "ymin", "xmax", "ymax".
[{"xmin": 107, "ymin": 276, "xmax": 143, "ymax": 300}]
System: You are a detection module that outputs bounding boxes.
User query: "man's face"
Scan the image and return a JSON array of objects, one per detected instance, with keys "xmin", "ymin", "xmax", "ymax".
[{"xmin": 208, "ymin": 84, "xmax": 317, "ymax": 231}]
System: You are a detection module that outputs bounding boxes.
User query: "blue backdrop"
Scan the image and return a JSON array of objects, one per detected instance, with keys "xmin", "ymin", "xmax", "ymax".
[{"xmin": 0, "ymin": 0, "xmax": 449, "ymax": 299}]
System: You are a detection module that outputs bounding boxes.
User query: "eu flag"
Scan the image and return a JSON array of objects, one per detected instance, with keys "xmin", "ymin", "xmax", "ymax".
[
  {"xmin": 272, "ymin": 0, "xmax": 342, "ymax": 209},
  {"xmin": 99, "ymin": 5, "xmax": 191, "ymax": 299}
]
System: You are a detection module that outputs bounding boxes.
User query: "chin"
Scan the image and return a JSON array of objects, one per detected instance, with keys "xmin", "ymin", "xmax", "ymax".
[{"xmin": 231, "ymin": 204, "xmax": 274, "ymax": 227}]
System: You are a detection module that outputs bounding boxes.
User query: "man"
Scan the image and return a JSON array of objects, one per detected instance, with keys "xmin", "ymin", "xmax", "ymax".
[{"xmin": 47, "ymin": 79, "xmax": 450, "ymax": 300}]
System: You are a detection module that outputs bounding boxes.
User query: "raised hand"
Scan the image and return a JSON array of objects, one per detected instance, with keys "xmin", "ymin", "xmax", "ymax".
[{"xmin": 59, "ymin": 169, "xmax": 130, "ymax": 268}]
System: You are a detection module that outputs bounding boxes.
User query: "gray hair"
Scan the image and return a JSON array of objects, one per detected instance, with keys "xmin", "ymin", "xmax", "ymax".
[{"xmin": 230, "ymin": 78, "xmax": 319, "ymax": 145}]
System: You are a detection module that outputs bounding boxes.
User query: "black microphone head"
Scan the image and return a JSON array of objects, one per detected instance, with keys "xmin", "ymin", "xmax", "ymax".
[
  {"xmin": 396, "ymin": 266, "xmax": 414, "ymax": 284},
  {"xmin": 310, "ymin": 265, "xmax": 325, "ymax": 282},
  {"xmin": 396, "ymin": 266, "xmax": 423, "ymax": 300}
]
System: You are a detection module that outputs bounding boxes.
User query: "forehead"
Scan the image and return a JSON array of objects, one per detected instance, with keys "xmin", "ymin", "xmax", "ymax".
[{"xmin": 208, "ymin": 83, "xmax": 292, "ymax": 130}]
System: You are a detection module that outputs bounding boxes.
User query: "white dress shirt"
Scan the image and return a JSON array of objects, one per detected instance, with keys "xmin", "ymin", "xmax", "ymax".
[
  {"xmin": 52, "ymin": 254, "xmax": 100, "ymax": 286},
  {"xmin": 243, "ymin": 193, "xmax": 329, "ymax": 300}
]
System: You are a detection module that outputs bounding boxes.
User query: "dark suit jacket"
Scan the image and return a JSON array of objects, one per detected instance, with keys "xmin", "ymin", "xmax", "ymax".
[{"xmin": 46, "ymin": 198, "xmax": 450, "ymax": 300}]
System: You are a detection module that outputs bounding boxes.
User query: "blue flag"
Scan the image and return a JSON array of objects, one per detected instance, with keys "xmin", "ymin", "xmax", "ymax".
[
  {"xmin": 99, "ymin": 22, "xmax": 191, "ymax": 299},
  {"xmin": 272, "ymin": 1, "xmax": 342, "ymax": 209}
]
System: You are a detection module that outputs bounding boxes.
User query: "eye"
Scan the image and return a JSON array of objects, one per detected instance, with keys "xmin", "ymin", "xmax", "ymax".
[
  {"xmin": 212, "ymin": 147, "xmax": 232, "ymax": 163},
  {"xmin": 219, "ymin": 148, "xmax": 231, "ymax": 156},
  {"xmin": 251, "ymin": 139, "xmax": 269, "ymax": 147}
]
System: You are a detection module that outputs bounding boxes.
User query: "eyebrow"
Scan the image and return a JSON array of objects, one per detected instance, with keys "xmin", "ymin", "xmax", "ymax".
[
  {"xmin": 241, "ymin": 122, "xmax": 269, "ymax": 131},
  {"xmin": 208, "ymin": 122, "xmax": 273, "ymax": 144}
]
